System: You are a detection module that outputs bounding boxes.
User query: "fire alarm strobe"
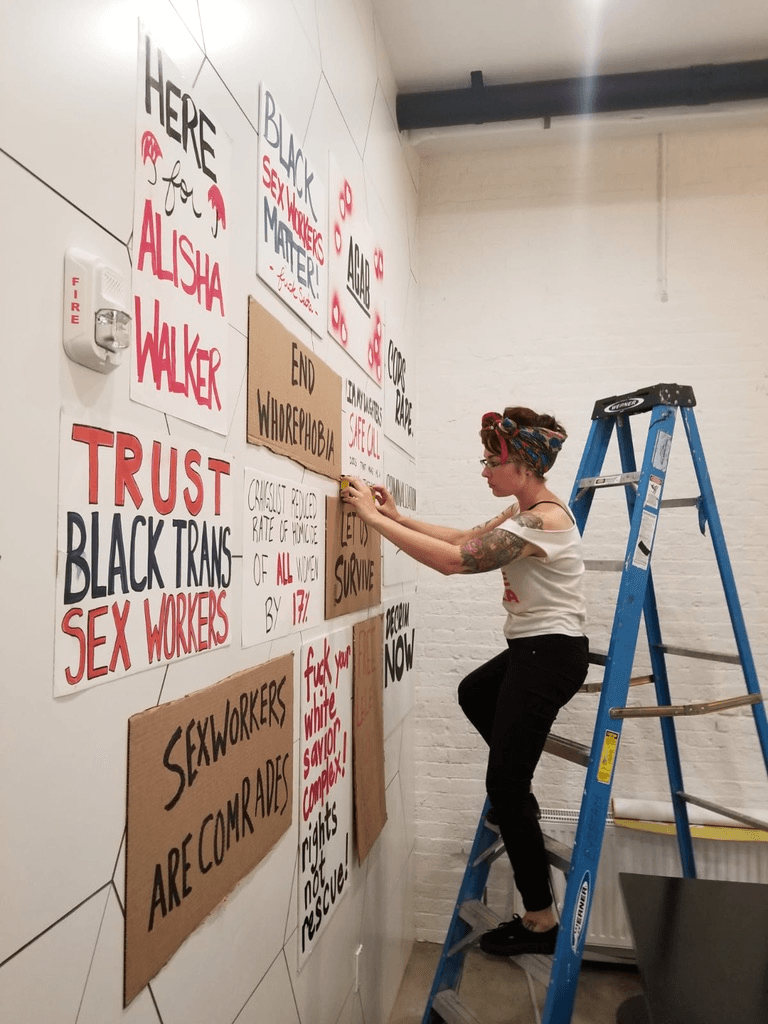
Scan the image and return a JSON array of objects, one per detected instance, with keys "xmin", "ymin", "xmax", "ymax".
[{"xmin": 63, "ymin": 248, "xmax": 132, "ymax": 373}]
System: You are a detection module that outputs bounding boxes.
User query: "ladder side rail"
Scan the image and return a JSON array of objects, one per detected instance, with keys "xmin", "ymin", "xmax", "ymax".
[
  {"xmin": 422, "ymin": 799, "xmax": 495, "ymax": 1024},
  {"xmin": 568, "ymin": 417, "xmax": 616, "ymax": 534},
  {"xmin": 615, "ymin": 411, "xmax": 697, "ymax": 878},
  {"xmin": 543, "ymin": 407, "xmax": 674, "ymax": 1024},
  {"xmin": 680, "ymin": 407, "xmax": 768, "ymax": 771}
]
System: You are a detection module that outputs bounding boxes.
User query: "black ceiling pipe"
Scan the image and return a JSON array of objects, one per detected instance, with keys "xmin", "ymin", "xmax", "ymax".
[{"xmin": 396, "ymin": 60, "xmax": 768, "ymax": 131}]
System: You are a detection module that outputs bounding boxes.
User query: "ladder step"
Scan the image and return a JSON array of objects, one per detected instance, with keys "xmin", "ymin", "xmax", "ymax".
[
  {"xmin": 610, "ymin": 693, "xmax": 762, "ymax": 719},
  {"xmin": 660, "ymin": 497, "xmax": 699, "ymax": 508},
  {"xmin": 581, "ymin": 673, "xmax": 654, "ymax": 694},
  {"xmin": 656, "ymin": 643, "xmax": 742, "ymax": 665},
  {"xmin": 447, "ymin": 899, "xmax": 501, "ymax": 957},
  {"xmin": 512, "ymin": 952, "xmax": 554, "ymax": 988},
  {"xmin": 473, "ymin": 836, "xmax": 506, "ymax": 867},
  {"xmin": 432, "ymin": 988, "xmax": 483, "ymax": 1024},
  {"xmin": 577, "ymin": 471, "xmax": 640, "ymax": 490},
  {"xmin": 543, "ymin": 833, "xmax": 572, "ymax": 873},
  {"xmin": 544, "ymin": 733, "xmax": 591, "ymax": 767},
  {"xmin": 584, "ymin": 559, "xmax": 624, "ymax": 572},
  {"xmin": 678, "ymin": 792, "xmax": 768, "ymax": 832},
  {"xmin": 588, "ymin": 650, "xmax": 608, "ymax": 666}
]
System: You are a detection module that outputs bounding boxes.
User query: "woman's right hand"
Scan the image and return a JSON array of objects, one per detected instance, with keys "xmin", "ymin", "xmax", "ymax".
[{"xmin": 372, "ymin": 486, "xmax": 401, "ymax": 521}]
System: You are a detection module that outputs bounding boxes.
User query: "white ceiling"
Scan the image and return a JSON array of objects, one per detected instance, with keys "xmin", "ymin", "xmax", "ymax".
[
  {"xmin": 371, "ymin": 0, "xmax": 768, "ymax": 149},
  {"xmin": 372, "ymin": 0, "xmax": 768, "ymax": 93}
]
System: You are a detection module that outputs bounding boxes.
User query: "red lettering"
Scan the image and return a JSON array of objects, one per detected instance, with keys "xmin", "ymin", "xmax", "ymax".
[
  {"xmin": 87, "ymin": 605, "xmax": 109, "ymax": 680},
  {"xmin": 71, "ymin": 425, "xmax": 114, "ymax": 505},
  {"xmin": 151, "ymin": 440, "xmax": 178, "ymax": 514},
  {"xmin": 114, "ymin": 432, "xmax": 144, "ymax": 509},
  {"xmin": 206, "ymin": 458, "xmax": 230, "ymax": 515},
  {"xmin": 62, "ymin": 608, "xmax": 86, "ymax": 685},
  {"xmin": 183, "ymin": 450, "xmax": 203, "ymax": 515},
  {"xmin": 109, "ymin": 600, "xmax": 132, "ymax": 673}
]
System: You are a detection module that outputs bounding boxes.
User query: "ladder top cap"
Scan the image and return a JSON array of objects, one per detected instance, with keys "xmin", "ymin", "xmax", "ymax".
[{"xmin": 592, "ymin": 383, "xmax": 696, "ymax": 420}]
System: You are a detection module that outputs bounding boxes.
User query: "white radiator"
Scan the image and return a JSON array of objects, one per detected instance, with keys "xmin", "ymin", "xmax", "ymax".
[{"xmin": 503, "ymin": 808, "xmax": 768, "ymax": 953}]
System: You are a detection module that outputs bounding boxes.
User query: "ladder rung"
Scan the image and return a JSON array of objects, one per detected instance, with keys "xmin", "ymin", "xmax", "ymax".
[
  {"xmin": 656, "ymin": 644, "xmax": 742, "ymax": 665},
  {"xmin": 544, "ymin": 733, "xmax": 591, "ymax": 766},
  {"xmin": 584, "ymin": 559, "xmax": 624, "ymax": 572},
  {"xmin": 447, "ymin": 899, "xmax": 501, "ymax": 957},
  {"xmin": 473, "ymin": 836, "xmax": 505, "ymax": 867},
  {"xmin": 577, "ymin": 471, "xmax": 641, "ymax": 490},
  {"xmin": 433, "ymin": 988, "xmax": 483, "ymax": 1024},
  {"xmin": 677, "ymin": 793, "xmax": 768, "ymax": 833},
  {"xmin": 660, "ymin": 497, "xmax": 699, "ymax": 508},
  {"xmin": 511, "ymin": 952, "xmax": 553, "ymax": 988},
  {"xmin": 543, "ymin": 833, "xmax": 572, "ymax": 873},
  {"xmin": 610, "ymin": 693, "xmax": 762, "ymax": 719},
  {"xmin": 588, "ymin": 651, "xmax": 608, "ymax": 666},
  {"xmin": 581, "ymin": 673, "xmax": 654, "ymax": 694}
]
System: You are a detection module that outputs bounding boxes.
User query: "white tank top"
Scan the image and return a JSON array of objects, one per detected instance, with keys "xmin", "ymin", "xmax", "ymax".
[{"xmin": 496, "ymin": 506, "xmax": 587, "ymax": 639}]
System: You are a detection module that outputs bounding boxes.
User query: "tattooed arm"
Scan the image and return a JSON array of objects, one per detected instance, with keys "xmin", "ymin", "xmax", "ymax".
[
  {"xmin": 370, "ymin": 483, "xmax": 517, "ymax": 545},
  {"xmin": 341, "ymin": 480, "xmax": 540, "ymax": 576}
]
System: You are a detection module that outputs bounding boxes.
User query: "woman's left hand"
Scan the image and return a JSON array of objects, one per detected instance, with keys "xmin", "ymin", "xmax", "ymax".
[{"xmin": 340, "ymin": 478, "xmax": 379, "ymax": 523}]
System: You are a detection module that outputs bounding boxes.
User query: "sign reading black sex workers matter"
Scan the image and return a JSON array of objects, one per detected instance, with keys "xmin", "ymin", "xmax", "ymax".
[
  {"xmin": 124, "ymin": 655, "xmax": 293, "ymax": 1005},
  {"xmin": 54, "ymin": 417, "xmax": 233, "ymax": 695}
]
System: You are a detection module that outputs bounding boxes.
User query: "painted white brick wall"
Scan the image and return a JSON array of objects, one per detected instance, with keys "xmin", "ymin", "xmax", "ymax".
[{"xmin": 412, "ymin": 123, "xmax": 768, "ymax": 942}]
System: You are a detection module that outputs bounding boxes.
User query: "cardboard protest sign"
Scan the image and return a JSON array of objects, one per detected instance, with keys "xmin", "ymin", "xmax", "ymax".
[
  {"xmin": 342, "ymin": 368, "xmax": 383, "ymax": 484},
  {"xmin": 352, "ymin": 616, "xmax": 386, "ymax": 862},
  {"xmin": 327, "ymin": 158, "xmax": 385, "ymax": 384},
  {"xmin": 381, "ymin": 442, "xmax": 418, "ymax": 586},
  {"xmin": 298, "ymin": 627, "xmax": 353, "ymax": 966},
  {"xmin": 131, "ymin": 28, "xmax": 231, "ymax": 434},
  {"xmin": 383, "ymin": 334, "xmax": 414, "ymax": 456},
  {"xmin": 124, "ymin": 655, "xmax": 293, "ymax": 1005},
  {"xmin": 54, "ymin": 417, "xmax": 233, "ymax": 696},
  {"xmin": 383, "ymin": 594, "xmax": 417, "ymax": 738},
  {"xmin": 324, "ymin": 497, "xmax": 381, "ymax": 620},
  {"xmin": 247, "ymin": 297, "xmax": 341, "ymax": 480},
  {"xmin": 257, "ymin": 86, "xmax": 327, "ymax": 333},
  {"xmin": 242, "ymin": 468, "xmax": 325, "ymax": 646}
]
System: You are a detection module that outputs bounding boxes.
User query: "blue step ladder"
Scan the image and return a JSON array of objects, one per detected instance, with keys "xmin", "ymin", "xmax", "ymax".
[{"xmin": 422, "ymin": 383, "xmax": 768, "ymax": 1024}]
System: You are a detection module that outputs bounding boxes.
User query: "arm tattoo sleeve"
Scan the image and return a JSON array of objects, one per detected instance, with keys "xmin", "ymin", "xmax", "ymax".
[{"xmin": 459, "ymin": 513, "xmax": 543, "ymax": 573}]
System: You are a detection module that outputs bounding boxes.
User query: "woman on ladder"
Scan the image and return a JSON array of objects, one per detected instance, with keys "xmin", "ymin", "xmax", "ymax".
[{"xmin": 341, "ymin": 406, "xmax": 589, "ymax": 956}]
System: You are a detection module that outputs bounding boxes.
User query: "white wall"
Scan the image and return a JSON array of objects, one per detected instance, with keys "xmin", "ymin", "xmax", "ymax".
[
  {"xmin": 412, "ymin": 120, "xmax": 768, "ymax": 940},
  {"xmin": 0, "ymin": 1, "xmax": 419, "ymax": 1022}
]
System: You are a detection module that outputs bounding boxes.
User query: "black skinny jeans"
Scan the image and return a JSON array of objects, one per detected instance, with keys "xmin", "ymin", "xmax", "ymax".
[{"xmin": 458, "ymin": 633, "xmax": 589, "ymax": 912}]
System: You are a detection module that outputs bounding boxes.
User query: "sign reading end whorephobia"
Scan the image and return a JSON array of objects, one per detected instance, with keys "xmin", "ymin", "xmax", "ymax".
[
  {"xmin": 124, "ymin": 655, "xmax": 293, "ymax": 1006},
  {"xmin": 247, "ymin": 298, "xmax": 341, "ymax": 480}
]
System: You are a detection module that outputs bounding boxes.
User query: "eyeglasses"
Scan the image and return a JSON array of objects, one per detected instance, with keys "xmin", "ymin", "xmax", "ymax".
[{"xmin": 479, "ymin": 458, "xmax": 503, "ymax": 469}]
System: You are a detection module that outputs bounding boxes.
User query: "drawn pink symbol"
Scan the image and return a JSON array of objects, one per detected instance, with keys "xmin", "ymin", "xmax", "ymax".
[
  {"xmin": 368, "ymin": 315, "xmax": 383, "ymax": 381},
  {"xmin": 373, "ymin": 247, "xmax": 384, "ymax": 280},
  {"xmin": 334, "ymin": 222, "xmax": 343, "ymax": 254},
  {"xmin": 339, "ymin": 180, "xmax": 353, "ymax": 219},
  {"xmin": 207, "ymin": 184, "xmax": 227, "ymax": 238},
  {"xmin": 331, "ymin": 294, "xmax": 348, "ymax": 346},
  {"xmin": 141, "ymin": 131, "xmax": 163, "ymax": 184}
]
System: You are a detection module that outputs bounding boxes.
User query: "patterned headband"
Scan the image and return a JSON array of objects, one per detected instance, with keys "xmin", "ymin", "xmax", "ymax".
[{"xmin": 481, "ymin": 412, "xmax": 566, "ymax": 473}]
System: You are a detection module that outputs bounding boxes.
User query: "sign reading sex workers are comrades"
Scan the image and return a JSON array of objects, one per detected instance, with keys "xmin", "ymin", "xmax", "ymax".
[
  {"xmin": 257, "ymin": 86, "xmax": 327, "ymax": 333},
  {"xmin": 342, "ymin": 368, "xmax": 383, "ymax": 484},
  {"xmin": 124, "ymin": 655, "xmax": 293, "ymax": 1006},
  {"xmin": 298, "ymin": 627, "xmax": 353, "ymax": 967},
  {"xmin": 327, "ymin": 157, "xmax": 385, "ymax": 385},
  {"xmin": 131, "ymin": 29, "xmax": 232, "ymax": 434},
  {"xmin": 54, "ymin": 417, "xmax": 233, "ymax": 696},
  {"xmin": 324, "ymin": 496, "xmax": 381, "ymax": 621},
  {"xmin": 242, "ymin": 469, "xmax": 325, "ymax": 647},
  {"xmin": 247, "ymin": 298, "xmax": 341, "ymax": 480}
]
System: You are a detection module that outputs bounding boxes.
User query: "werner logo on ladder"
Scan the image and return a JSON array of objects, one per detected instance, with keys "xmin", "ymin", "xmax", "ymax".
[{"xmin": 422, "ymin": 383, "xmax": 768, "ymax": 1024}]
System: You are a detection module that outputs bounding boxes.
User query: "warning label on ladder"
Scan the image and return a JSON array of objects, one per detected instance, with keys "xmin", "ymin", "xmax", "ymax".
[
  {"xmin": 646, "ymin": 474, "xmax": 663, "ymax": 509},
  {"xmin": 631, "ymin": 510, "xmax": 657, "ymax": 570},
  {"xmin": 597, "ymin": 730, "xmax": 620, "ymax": 784},
  {"xmin": 651, "ymin": 430, "xmax": 672, "ymax": 471}
]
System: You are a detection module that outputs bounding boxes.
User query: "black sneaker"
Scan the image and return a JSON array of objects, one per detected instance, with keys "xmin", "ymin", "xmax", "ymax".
[{"xmin": 479, "ymin": 914, "xmax": 558, "ymax": 956}]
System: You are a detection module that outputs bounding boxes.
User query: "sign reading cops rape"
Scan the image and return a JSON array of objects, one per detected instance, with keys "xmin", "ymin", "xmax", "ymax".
[
  {"xmin": 257, "ymin": 86, "xmax": 327, "ymax": 333},
  {"xmin": 54, "ymin": 416, "xmax": 233, "ymax": 695}
]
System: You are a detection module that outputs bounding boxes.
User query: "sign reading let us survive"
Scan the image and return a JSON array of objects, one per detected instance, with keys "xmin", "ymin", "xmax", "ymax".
[
  {"xmin": 131, "ymin": 28, "xmax": 232, "ymax": 434},
  {"xmin": 54, "ymin": 416, "xmax": 233, "ymax": 695}
]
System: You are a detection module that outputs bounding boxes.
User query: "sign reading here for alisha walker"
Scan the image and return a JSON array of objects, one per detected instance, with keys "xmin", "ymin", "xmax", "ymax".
[
  {"xmin": 327, "ymin": 158, "xmax": 385, "ymax": 385},
  {"xmin": 54, "ymin": 417, "xmax": 233, "ymax": 696},
  {"xmin": 131, "ymin": 29, "xmax": 231, "ymax": 434},
  {"xmin": 257, "ymin": 86, "xmax": 326, "ymax": 333}
]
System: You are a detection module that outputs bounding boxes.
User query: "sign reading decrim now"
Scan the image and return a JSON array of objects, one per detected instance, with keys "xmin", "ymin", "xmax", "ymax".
[{"xmin": 124, "ymin": 655, "xmax": 293, "ymax": 1005}]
